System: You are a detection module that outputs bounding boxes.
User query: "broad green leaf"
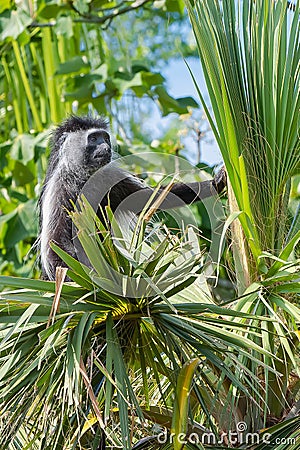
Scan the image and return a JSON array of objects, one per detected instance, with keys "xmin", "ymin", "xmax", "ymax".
[
  {"xmin": 55, "ymin": 16, "xmax": 74, "ymax": 38},
  {"xmin": 56, "ymin": 56, "xmax": 90, "ymax": 75},
  {"xmin": 0, "ymin": 9, "xmax": 31, "ymax": 41},
  {"xmin": 0, "ymin": 0, "xmax": 10, "ymax": 14},
  {"xmin": 12, "ymin": 161, "xmax": 34, "ymax": 186},
  {"xmin": 1, "ymin": 200, "xmax": 37, "ymax": 248}
]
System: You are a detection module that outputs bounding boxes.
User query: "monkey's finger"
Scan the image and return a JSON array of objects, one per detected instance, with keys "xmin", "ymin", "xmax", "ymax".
[{"xmin": 212, "ymin": 166, "xmax": 227, "ymax": 193}]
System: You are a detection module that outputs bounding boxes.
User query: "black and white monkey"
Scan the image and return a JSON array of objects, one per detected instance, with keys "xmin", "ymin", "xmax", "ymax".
[{"xmin": 38, "ymin": 115, "xmax": 226, "ymax": 281}]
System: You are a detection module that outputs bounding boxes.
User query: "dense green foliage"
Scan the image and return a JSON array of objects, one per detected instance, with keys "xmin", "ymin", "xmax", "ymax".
[{"xmin": 0, "ymin": 0, "xmax": 200, "ymax": 277}]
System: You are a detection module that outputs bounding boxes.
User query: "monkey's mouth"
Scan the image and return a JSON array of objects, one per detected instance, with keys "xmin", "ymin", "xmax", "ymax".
[{"xmin": 91, "ymin": 144, "xmax": 111, "ymax": 163}]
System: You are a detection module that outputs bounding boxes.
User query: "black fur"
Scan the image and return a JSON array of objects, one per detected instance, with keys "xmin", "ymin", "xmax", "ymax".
[
  {"xmin": 38, "ymin": 116, "xmax": 226, "ymax": 280},
  {"xmin": 51, "ymin": 115, "xmax": 109, "ymax": 150}
]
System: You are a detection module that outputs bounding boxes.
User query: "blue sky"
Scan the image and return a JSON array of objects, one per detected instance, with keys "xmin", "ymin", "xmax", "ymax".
[{"xmin": 162, "ymin": 57, "xmax": 223, "ymax": 167}]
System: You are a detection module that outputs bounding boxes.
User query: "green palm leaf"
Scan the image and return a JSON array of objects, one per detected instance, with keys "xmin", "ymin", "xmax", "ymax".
[
  {"xmin": 186, "ymin": 0, "xmax": 300, "ymax": 267},
  {"xmin": 0, "ymin": 197, "xmax": 275, "ymax": 448}
]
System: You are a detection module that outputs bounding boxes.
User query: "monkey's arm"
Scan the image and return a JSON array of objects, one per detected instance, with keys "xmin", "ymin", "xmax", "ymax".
[
  {"xmin": 165, "ymin": 167, "xmax": 226, "ymax": 205},
  {"xmin": 106, "ymin": 167, "xmax": 226, "ymax": 217}
]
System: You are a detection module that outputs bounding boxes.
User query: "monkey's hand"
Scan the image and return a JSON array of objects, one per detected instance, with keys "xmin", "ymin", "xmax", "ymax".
[{"xmin": 212, "ymin": 166, "xmax": 227, "ymax": 194}]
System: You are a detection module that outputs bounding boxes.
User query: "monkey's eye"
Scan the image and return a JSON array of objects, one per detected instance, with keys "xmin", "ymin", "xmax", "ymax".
[{"xmin": 88, "ymin": 131, "xmax": 111, "ymax": 146}]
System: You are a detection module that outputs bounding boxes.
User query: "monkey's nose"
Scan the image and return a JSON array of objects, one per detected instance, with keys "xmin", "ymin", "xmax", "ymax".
[{"xmin": 93, "ymin": 143, "xmax": 111, "ymax": 160}]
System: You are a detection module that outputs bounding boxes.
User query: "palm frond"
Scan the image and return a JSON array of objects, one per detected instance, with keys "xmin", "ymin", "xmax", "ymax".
[
  {"xmin": 0, "ymin": 197, "xmax": 276, "ymax": 448},
  {"xmin": 186, "ymin": 0, "xmax": 300, "ymax": 263}
]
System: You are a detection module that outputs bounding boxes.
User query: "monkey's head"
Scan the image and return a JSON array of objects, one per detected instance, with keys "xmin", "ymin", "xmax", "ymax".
[{"xmin": 49, "ymin": 115, "xmax": 112, "ymax": 174}]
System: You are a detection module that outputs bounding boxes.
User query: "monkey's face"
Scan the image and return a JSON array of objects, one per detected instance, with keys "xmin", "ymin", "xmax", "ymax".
[
  {"xmin": 84, "ymin": 129, "xmax": 112, "ymax": 170},
  {"xmin": 59, "ymin": 128, "xmax": 112, "ymax": 173}
]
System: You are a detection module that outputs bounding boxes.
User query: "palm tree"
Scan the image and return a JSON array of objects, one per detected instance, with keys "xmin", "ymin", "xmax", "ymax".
[
  {"xmin": 186, "ymin": 0, "xmax": 300, "ymax": 442},
  {"xmin": 0, "ymin": 197, "xmax": 269, "ymax": 449}
]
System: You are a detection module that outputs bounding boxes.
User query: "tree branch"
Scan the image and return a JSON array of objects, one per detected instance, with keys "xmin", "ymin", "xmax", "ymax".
[
  {"xmin": 28, "ymin": 1, "xmax": 298, "ymax": 30},
  {"xmin": 74, "ymin": 0, "xmax": 153, "ymax": 24},
  {"xmin": 29, "ymin": 0, "xmax": 153, "ymax": 29}
]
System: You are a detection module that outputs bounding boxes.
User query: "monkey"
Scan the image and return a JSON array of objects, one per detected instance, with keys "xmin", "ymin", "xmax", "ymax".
[{"xmin": 38, "ymin": 115, "xmax": 226, "ymax": 281}]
